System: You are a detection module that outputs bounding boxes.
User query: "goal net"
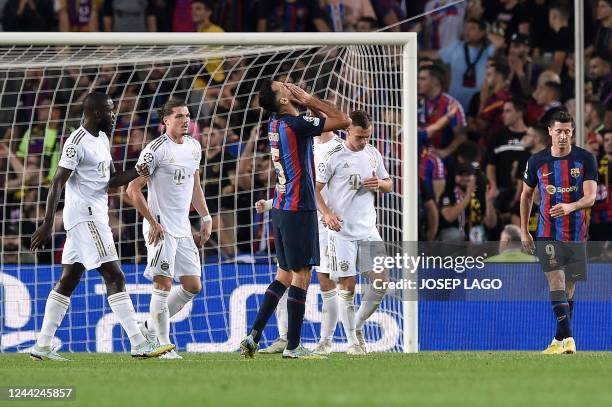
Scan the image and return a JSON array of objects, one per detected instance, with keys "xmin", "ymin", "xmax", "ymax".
[{"xmin": 0, "ymin": 33, "xmax": 417, "ymax": 353}]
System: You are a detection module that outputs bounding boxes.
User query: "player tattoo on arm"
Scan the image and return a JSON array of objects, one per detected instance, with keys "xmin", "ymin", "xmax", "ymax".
[{"xmin": 108, "ymin": 161, "xmax": 150, "ymax": 188}]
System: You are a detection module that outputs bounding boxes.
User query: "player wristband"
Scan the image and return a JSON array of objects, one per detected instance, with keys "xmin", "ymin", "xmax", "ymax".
[{"xmin": 201, "ymin": 215, "xmax": 212, "ymax": 223}]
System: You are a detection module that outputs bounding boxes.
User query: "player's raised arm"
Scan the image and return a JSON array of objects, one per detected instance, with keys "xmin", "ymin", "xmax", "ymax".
[
  {"xmin": 30, "ymin": 166, "xmax": 73, "ymax": 250},
  {"xmin": 286, "ymin": 84, "xmax": 351, "ymax": 131}
]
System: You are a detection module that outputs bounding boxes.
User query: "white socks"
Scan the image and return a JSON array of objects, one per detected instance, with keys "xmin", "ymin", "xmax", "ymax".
[
  {"xmin": 150, "ymin": 288, "xmax": 171, "ymax": 345},
  {"xmin": 146, "ymin": 286, "xmax": 197, "ymax": 338},
  {"xmin": 338, "ymin": 289, "xmax": 358, "ymax": 346},
  {"xmin": 36, "ymin": 290, "xmax": 69, "ymax": 348},
  {"xmin": 276, "ymin": 291, "xmax": 288, "ymax": 341},
  {"xmin": 320, "ymin": 288, "xmax": 338, "ymax": 343},
  {"xmin": 167, "ymin": 286, "xmax": 196, "ymax": 317},
  {"xmin": 355, "ymin": 286, "xmax": 386, "ymax": 331},
  {"xmin": 107, "ymin": 291, "xmax": 146, "ymax": 347}
]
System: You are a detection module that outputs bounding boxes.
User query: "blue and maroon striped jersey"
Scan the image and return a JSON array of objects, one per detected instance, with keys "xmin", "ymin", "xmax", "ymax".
[
  {"xmin": 268, "ymin": 114, "xmax": 325, "ymax": 212},
  {"xmin": 523, "ymin": 147, "xmax": 598, "ymax": 241}
]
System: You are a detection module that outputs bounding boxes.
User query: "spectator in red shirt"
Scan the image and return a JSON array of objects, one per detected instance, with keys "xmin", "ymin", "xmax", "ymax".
[
  {"xmin": 417, "ymin": 64, "xmax": 467, "ymax": 159},
  {"xmin": 477, "ymin": 59, "xmax": 511, "ymax": 145}
]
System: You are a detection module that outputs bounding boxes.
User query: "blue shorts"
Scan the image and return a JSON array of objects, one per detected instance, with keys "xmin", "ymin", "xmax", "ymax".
[
  {"xmin": 535, "ymin": 240, "xmax": 587, "ymax": 282},
  {"xmin": 271, "ymin": 208, "xmax": 319, "ymax": 271}
]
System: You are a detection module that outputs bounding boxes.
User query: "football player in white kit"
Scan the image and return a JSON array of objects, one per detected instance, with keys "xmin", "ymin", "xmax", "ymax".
[
  {"xmin": 30, "ymin": 92, "xmax": 174, "ymax": 360},
  {"xmin": 315, "ymin": 110, "xmax": 391, "ymax": 355},
  {"xmin": 127, "ymin": 100, "xmax": 212, "ymax": 359},
  {"xmin": 257, "ymin": 126, "xmax": 343, "ymax": 355}
]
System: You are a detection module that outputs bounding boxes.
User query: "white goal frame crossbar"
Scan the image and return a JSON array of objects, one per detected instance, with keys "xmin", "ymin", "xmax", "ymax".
[{"xmin": 0, "ymin": 32, "xmax": 419, "ymax": 353}]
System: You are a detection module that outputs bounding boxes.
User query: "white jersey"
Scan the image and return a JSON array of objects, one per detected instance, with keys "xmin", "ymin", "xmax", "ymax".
[
  {"xmin": 314, "ymin": 134, "xmax": 343, "ymax": 225},
  {"xmin": 137, "ymin": 134, "xmax": 201, "ymax": 238},
  {"xmin": 58, "ymin": 126, "xmax": 112, "ymax": 231},
  {"xmin": 316, "ymin": 142, "xmax": 389, "ymax": 240}
]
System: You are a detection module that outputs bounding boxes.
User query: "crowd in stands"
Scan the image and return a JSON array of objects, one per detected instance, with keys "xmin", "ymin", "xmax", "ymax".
[{"xmin": 0, "ymin": 0, "xmax": 611, "ymax": 264}]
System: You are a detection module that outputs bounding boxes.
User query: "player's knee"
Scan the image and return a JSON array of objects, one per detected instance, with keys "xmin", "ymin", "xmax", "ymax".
[
  {"xmin": 291, "ymin": 268, "xmax": 311, "ymax": 289},
  {"xmin": 104, "ymin": 270, "xmax": 126, "ymax": 292},
  {"xmin": 56, "ymin": 275, "xmax": 80, "ymax": 296},
  {"xmin": 183, "ymin": 280, "xmax": 201, "ymax": 295},
  {"xmin": 153, "ymin": 276, "xmax": 172, "ymax": 291},
  {"xmin": 318, "ymin": 274, "xmax": 336, "ymax": 292},
  {"xmin": 275, "ymin": 267, "xmax": 292, "ymax": 286},
  {"xmin": 338, "ymin": 277, "xmax": 356, "ymax": 292}
]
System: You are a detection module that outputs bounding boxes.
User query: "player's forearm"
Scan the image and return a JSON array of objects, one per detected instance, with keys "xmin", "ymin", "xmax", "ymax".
[
  {"xmin": 126, "ymin": 184, "xmax": 157, "ymax": 224},
  {"xmin": 191, "ymin": 184, "xmax": 210, "ymax": 218},
  {"xmin": 519, "ymin": 189, "xmax": 534, "ymax": 234},
  {"xmin": 570, "ymin": 195, "xmax": 596, "ymax": 212},
  {"xmin": 42, "ymin": 178, "xmax": 64, "ymax": 225},
  {"xmin": 379, "ymin": 178, "xmax": 392, "ymax": 193},
  {"xmin": 109, "ymin": 168, "xmax": 140, "ymax": 188},
  {"xmin": 306, "ymin": 97, "xmax": 348, "ymax": 123},
  {"xmin": 315, "ymin": 184, "xmax": 332, "ymax": 216}
]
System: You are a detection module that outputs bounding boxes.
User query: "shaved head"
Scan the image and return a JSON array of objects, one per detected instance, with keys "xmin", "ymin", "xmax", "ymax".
[
  {"xmin": 82, "ymin": 92, "xmax": 115, "ymax": 134},
  {"xmin": 83, "ymin": 92, "xmax": 111, "ymax": 114}
]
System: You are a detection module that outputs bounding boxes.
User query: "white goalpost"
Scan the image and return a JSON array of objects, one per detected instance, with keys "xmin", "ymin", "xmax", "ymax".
[{"xmin": 0, "ymin": 32, "xmax": 418, "ymax": 353}]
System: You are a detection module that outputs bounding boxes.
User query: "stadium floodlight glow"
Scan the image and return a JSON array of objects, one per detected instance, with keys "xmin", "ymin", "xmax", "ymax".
[{"xmin": 0, "ymin": 32, "xmax": 418, "ymax": 354}]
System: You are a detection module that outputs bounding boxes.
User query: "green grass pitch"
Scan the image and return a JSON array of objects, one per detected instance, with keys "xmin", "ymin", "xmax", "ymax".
[{"xmin": 2, "ymin": 352, "xmax": 612, "ymax": 406}]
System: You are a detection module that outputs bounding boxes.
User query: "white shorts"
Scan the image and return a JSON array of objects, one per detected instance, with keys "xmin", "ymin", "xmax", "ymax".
[
  {"xmin": 62, "ymin": 221, "xmax": 118, "ymax": 270},
  {"xmin": 316, "ymin": 219, "xmax": 329, "ymax": 274},
  {"xmin": 143, "ymin": 233, "xmax": 201, "ymax": 282},
  {"xmin": 328, "ymin": 229, "xmax": 385, "ymax": 279}
]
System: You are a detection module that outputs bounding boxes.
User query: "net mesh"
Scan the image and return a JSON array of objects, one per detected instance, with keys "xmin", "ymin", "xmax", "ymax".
[{"xmin": 0, "ymin": 43, "xmax": 407, "ymax": 352}]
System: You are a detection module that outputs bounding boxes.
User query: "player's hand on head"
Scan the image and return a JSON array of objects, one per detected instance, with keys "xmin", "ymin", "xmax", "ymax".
[
  {"xmin": 148, "ymin": 220, "xmax": 164, "ymax": 246},
  {"xmin": 550, "ymin": 203, "xmax": 574, "ymax": 218},
  {"xmin": 30, "ymin": 221, "xmax": 52, "ymax": 251},
  {"xmin": 286, "ymin": 83, "xmax": 311, "ymax": 104}
]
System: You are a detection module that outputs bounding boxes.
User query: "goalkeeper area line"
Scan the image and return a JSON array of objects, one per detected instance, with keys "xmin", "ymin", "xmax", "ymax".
[{"xmin": 2, "ymin": 352, "xmax": 610, "ymax": 406}]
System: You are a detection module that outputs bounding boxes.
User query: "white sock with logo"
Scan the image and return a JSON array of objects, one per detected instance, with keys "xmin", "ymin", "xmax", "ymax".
[
  {"xmin": 355, "ymin": 286, "xmax": 386, "ymax": 331},
  {"xmin": 338, "ymin": 289, "xmax": 358, "ymax": 346},
  {"xmin": 150, "ymin": 288, "xmax": 171, "ymax": 345},
  {"xmin": 320, "ymin": 288, "xmax": 339, "ymax": 343},
  {"xmin": 107, "ymin": 291, "xmax": 146, "ymax": 347},
  {"xmin": 36, "ymin": 290, "xmax": 70, "ymax": 349}
]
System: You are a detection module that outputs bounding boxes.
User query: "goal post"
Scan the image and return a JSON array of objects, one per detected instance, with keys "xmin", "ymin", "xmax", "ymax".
[{"xmin": 0, "ymin": 32, "xmax": 418, "ymax": 353}]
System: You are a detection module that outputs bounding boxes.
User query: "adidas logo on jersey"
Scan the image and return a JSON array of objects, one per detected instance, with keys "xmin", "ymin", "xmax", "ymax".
[{"xmin": 343, "ymin": 162, "xmax": 349, "ymax": 168}]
